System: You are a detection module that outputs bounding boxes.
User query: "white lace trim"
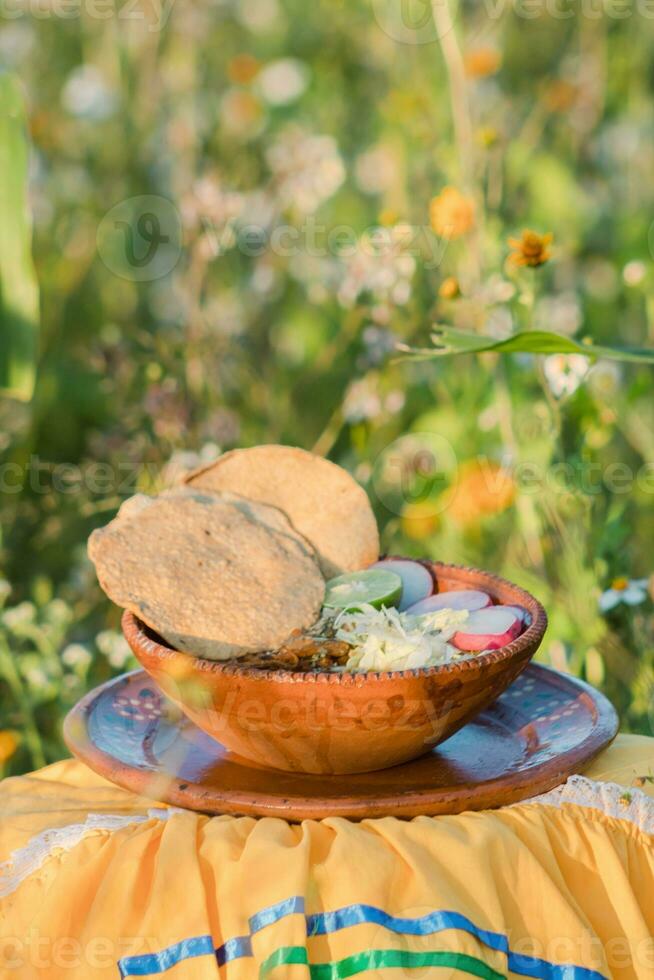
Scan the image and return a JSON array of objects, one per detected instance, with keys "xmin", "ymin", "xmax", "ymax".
[
  {"xmin": 525, "ymin": 775, "xmax": 654, "ymax": 836},
  {"xmin": 0, "ymin": 807, "xmax": 176, "ymax": 899}
]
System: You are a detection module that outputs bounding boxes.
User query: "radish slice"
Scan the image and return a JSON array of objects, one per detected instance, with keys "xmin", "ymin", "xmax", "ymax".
[
  {"xmin": 501, "ymin": 605, "xmax": 532, "ymax": 629},
  {"xmin": 368, "ymin": 559, "xmax": 434, "ymax": 611},
  {"xmin": 452, "ymin": 607, "xmax": 521, "ymax": 652},
  {"xmin": 407, "ymin": 589, "xmax": 492, "ymax": 616}
]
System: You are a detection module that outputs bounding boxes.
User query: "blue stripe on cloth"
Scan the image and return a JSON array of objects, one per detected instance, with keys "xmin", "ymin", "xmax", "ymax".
[
  {"xmin": 216, "ymin": 935, "xmax": 252, "ymax": 968},
  {"xmin": 117, "ymin": 897, "xmax": 608, "ymax": 979},
  {"xmin": 118, "ymin": 935, "xmax": 214, "ymax": 977},
  {"xmin": 249, "ymin": 895, "xmax": 305, "ymax": 933},
  {"xmin": 307, "ymin": 904, "xmax": 508, "ymax": 954},
  {"xmin": 507, "ymin": 952, "xmax": 605, "ymax": 980}
]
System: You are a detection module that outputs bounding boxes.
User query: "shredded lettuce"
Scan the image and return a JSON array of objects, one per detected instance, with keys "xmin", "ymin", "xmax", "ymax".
[{"xmin": 333, "ymin": 604, "xmax": 469, "ymax": 672}]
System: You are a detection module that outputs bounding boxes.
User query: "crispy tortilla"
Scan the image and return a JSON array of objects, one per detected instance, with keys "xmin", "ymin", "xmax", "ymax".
[
  {"xmin": 185, "ymin": 445, "xmax": 379, "ymax": 577},
  {"xmin": 88, "ymin": 488, "xmax": 325, "ymax": 660}
]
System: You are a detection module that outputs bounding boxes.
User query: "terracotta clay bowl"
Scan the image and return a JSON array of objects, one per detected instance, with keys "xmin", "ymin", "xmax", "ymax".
[{"xmin": 122, "ymin": 561, "xmax": 547, "ymax": 775}]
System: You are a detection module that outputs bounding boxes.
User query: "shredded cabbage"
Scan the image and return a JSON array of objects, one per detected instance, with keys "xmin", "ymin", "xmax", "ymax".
[{"xmin": 333, "ymin": 604, "xmax": 470, "ymax": 672}]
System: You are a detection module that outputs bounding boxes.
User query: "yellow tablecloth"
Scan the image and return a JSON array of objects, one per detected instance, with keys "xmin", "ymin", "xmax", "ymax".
[{"xmin": 1, "ymin": 735, "xmax": 653, "ymax": 979}]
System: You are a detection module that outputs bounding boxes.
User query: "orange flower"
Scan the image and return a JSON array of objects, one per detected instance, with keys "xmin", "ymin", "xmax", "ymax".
[
  {"xmin": 430, "ymin": 187, "xmax": 475, "ymax": 239},
  {"xmin": 543, "ymin": 80, "xmax": 577, "ymax": 112},
  {"xmin": 400, "ymin": 500, "xmax": 440, "ymax": 541},
  {"xmin": 439, "ymin": 460, "xmax": 515, "ymax": 528},
  {"xmin": 438, "ymin": 276, "xmax": 460, "ymax": 300},
  {"xmin": 0, "ymin": 731, "xmax": 19, "ymax": 765},
  {"xmin": 464, "ymin": 47, "xmax": 502, "ymax": 79},
  {"xmin": 508, "ymin": 229, "xmax": 553, "ymax": 268},
  {"xmin": 227, "ymin": 54, "xmax": 260, "ymax": 84}
]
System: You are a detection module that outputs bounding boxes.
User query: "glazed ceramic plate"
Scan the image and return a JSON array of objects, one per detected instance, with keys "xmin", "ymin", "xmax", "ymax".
[{"xmin": 64, "ymin": 664, "xmax": 618, "ymax": 820}]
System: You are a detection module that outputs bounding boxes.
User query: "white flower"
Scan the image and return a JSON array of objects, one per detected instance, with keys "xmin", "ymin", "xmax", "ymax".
[
  {"xmin": 623, "ymin": 260, "xmax": 647, "ymax": 287},
  {"xmin": 599, "ymin": 577, "xmax": 649, "ymax": 612},
  {"xmin": 588, "ymin": 361, "xmax": 622, "ymax": 400},
  {"xmin": 257, "ymin": 59, "xmax": 308, "ymax": 106},
  {"xmin": 543, "ymin": 353, "xmax": 589, "ymax": 398},
  {"xmin": 267, "ymin": 127, "xmax": 345, "ymax": 214},
  {"xmin": 24, "ymin": 666, "xmax": 49, "ymax": 690},
  {"xmin": 96, "ymin": 630, "xmax": 132, "ymax": 669},
  {"xmin": 62, "ymin": 644, "xmax": 92, "ymax": 669},
  {"xmin": 337, "ymin": 224, "xmax": 416, "ymax": 308},
  {"xmin": 61, "ymin": 65, "xmax": 117, "ymax": 121},
  {"xmin": 535, "ymin": 292, "xmax": 582, "ymax": 336},
  {"xmin": 2, "ymin": 602, "xmax": 36, "ymax": 630},
  {"xmin": 354, "ymin": 145, "xmax": 397, "ymax": 195}
]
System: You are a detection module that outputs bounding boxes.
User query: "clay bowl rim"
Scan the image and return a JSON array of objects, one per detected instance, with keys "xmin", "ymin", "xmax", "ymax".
[{"xmin": 122, "ymin": 560, "xmax": 548, "ymax": 688}]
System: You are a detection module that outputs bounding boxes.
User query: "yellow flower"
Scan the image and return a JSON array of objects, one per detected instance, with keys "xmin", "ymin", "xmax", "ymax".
[
  {"xmin": 0, "ymin": 730, "xmax": 19, "ymax": 765},
  {"xmin": 378, "ymin": 208, "xmax": 399, "ymax": 227},
  {"xmin": 464, "ymin": 47, "xmax": 502, "ymax": 79},
  {"xmin": 439, "ymin": 460, "xmax": 515, "ymax": 528},
  {"xmin": 400, "ymin": 500, "xmax": 440, "ymax": 541},
  {"xmin": 430, "ymin": 187, "xmax": 475, "ymax": 240},
  {"xmin": 508, "ymin": 229, "xmax": 553, "ymax": 268},
  {"xmin": 438, "ymin": 276, "xmax": 460, "ymax": 300}
]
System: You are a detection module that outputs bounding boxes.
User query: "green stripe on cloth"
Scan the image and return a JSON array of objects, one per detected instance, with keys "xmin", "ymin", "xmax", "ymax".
[{"xmin": 260, "ymin": 946, "xmax": 505, "ymax": 979}]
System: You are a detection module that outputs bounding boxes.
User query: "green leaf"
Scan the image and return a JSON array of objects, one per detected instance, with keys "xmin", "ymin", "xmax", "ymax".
[
  {"xmin": 398, "ymin": 326, "xmax": 654, "ymax": 364},
  {"xmin": 0, "ymin": 73, "xmax": 39, "ymax": 401}
]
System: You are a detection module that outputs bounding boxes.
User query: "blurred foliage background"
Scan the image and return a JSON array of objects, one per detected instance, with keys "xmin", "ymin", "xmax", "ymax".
[{"xmin": 1, "ymin": 0, "xmax": 654, "ymax": 774}]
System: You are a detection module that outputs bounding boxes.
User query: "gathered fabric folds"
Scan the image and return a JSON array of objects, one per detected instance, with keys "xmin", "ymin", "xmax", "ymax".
[{"xmin": 1, "ymin": 735, "xmax": 653, "ymax": 980}]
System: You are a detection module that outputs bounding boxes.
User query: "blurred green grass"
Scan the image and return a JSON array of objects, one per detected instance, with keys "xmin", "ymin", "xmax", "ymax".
[{"xmin": 1, "ymin": 0, "xmax": 654, "ymax": 774}]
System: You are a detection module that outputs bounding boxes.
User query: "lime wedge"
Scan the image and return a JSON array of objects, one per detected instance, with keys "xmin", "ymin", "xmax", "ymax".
[{"xmin": 324, "ymin": 569, "xmax": 403, "ymax": 611}]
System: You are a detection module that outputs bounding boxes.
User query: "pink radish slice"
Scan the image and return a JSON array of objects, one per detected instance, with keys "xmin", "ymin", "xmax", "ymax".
[
  {"xmin": 407, "ymin": 589, "xmax": 492, "ymax": 616},
  {"xmin": 501, "ymin": 604, "xmax": 532, "ymax": 629},
  {"xmin": 452, "ymin": 607, "xmax": 521, "ymax": 652},
  {"xmin": 368, "ymin": 559, "xmax": 434, "ymax": 611}
]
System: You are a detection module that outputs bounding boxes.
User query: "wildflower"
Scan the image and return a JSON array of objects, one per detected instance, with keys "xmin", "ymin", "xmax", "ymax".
[
  {"xmin": 440, "ymin": 460, "xmax": 515, "ymax": 528},
  {"xmin": 96, "ymin": 630, "xmax": 133, "ymax": 669},
  {"xmin": 257, "ymin": 59, "xmax": 308, "ymax": 106},
  {"xmin": 355, "ymin": 145, "xmax": 397, "ymax": 195},
  {"xmin": 464, "ymin": 47, "xmax": 502, "ymax": 78},
  {"xmin": 227, "ymin": 54, "xmax": 260, "ymax": 84},
  {"xmin": 62, "ymin": 643, "xmax": 93, "ymax": 669},
  {"xmin": 429, "ymin": 187, "xmax": 475, "ymax": 239},
  {"xmin": 401, "ymin": 500, "xmax": 440, "ymax": 541},
  {"xmin": 219, "ymin": 89, "xmax": 263, "ymax": 138},
  {"xmin": 543, "ymin": 80, "xmax": 578, "ymax": 112},
  {"xmin": 267, "ymin": 126, "xmax": 345, "ymax": 214},
  {"xmin": 61, "ymin": 65, "xmax": 116, "ymax": 121},
  {"xmin": 588, "ymin": 361, "xmax": 622, "ymax": 401},
  {"xmin": 623, "ymin": 260, "xmax": 647, "ymax": 287},
  {"xmin": 25, "ymin": 666, "xmax": 49, "ymax": 691},
  {"xmin": 2, "ymin": 601, "xmax": 36, "ymax": 631},
  {"xmin": 599, "ymin": 577, "xmax": 649, "ymax": 613},
  {"xmin": 337, "ymin": 224, "xmax": 416, "ymax": 308},
  {"xmin": 535, "ymin": 293, "xmax": 582, "ymax": 336},
  {"xmin": 342, "ymin": 378, "xmax": 383, "ymax": 424},
  {"xmin": 439, "ymin": 276, "xmax": 460, "ymax": 300},
  {"xmin": 543, "ymin": 354, "xmax": 589, "ymax": 398},
  {"xmin": 0, "ymin": 731, "xmax": 19, "ymax": 765},
  {"xmin": 508, "ymin": 230, "xmax": 553, "ymax": 268}
]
